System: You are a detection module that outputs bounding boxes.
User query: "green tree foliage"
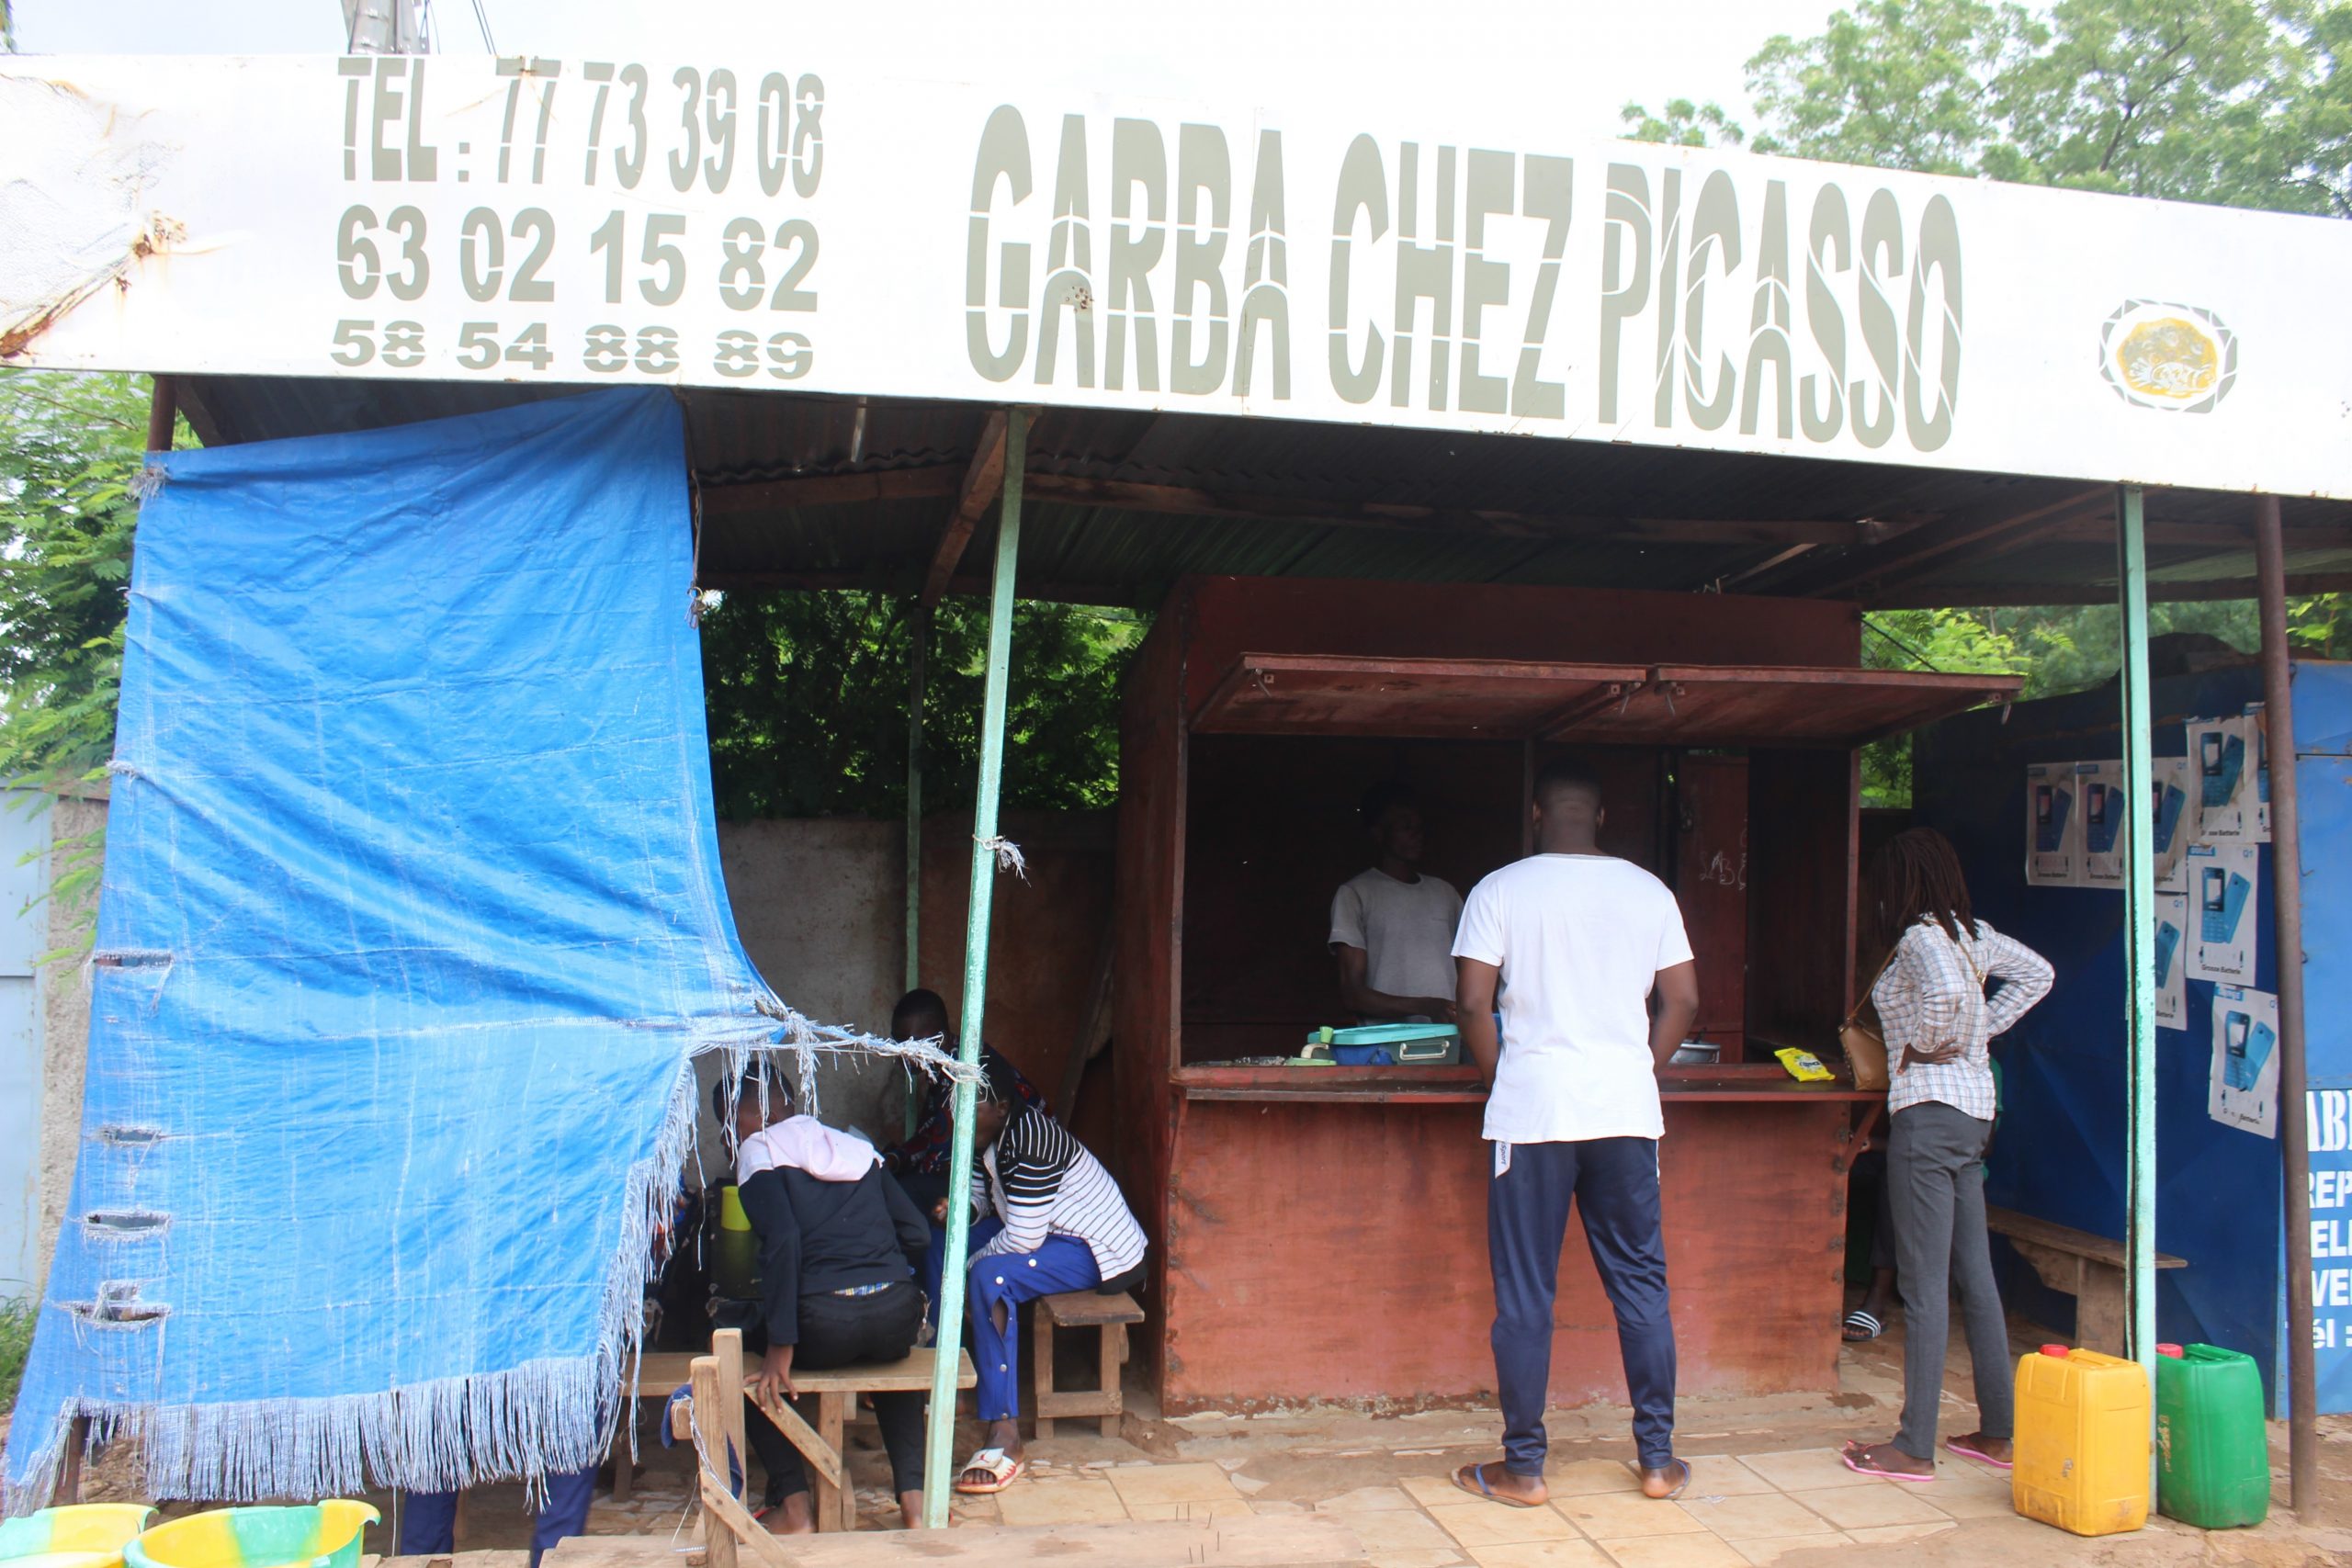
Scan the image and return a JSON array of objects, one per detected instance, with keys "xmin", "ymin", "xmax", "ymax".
[
  {"xmin": 1628, "ymin": 2, "xmax": 2350, "ymax": 804},
  {"xmin": 1627, "ymin": 0, "xmax": 2352, "ymax": 215},
  {"xmin": 1860, "ymin": 598, "xmax": 2352, "ymax": 804},
  {"xmin": 0, "ymin": 370, "xmax": 165, "ymax": 942},
  {"xmin": 1618, "ymin": 99, "xmax": 1749, "ymax": 148},
  {"xmin": 699, "ymin": 589, "xmax": 1143, "ymax": 820}
]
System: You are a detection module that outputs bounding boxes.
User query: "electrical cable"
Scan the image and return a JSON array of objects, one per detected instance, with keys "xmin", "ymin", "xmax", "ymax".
[
  {"xmin": 469, "ymin": 0, "xmax": 496, "ymax": 53},
  {"xmin": 1861, "ymin": 614, "xmax": 1948, "ymax": 673}
]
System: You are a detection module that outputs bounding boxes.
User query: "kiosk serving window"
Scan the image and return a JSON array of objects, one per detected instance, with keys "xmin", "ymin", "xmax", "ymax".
[{"xmin": 1171, "ymin": 649, "xmax": 2019, "ymax": 1083}]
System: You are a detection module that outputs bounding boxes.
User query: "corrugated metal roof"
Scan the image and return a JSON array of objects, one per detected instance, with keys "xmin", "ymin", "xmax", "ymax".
[{"xmin": 176, "ymin": 378, "xmax": 2352, "ymax": 609}]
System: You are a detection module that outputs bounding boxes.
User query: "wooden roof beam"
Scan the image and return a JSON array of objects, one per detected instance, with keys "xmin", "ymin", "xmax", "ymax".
[
  {"xmin": 698, "ymin": 466, "xmax": 960, "ymax": 513},
  {"xmin": 1865, "ymin": 570, "xmax": 2352, "ymax": 610},
  {"xmin": 696, "ymin": 462, "xmax": 1879, "ymax": 548},
  {"xmin": 2038, "ymin": 518, "xmax": 2352, "ymax": 549},
  {"xmin": 920, "ymin": 411, "xmax": 1012, "ymax": 609},
  {"xmin": 704, "ymin": 568, "xmax": 1142, "ymax": 608},
  {"xmin": 1860, "ymin": 492, "xmax": 2120, "ymax": 596},
  {"xmin": 1781, "ymin": 486, "xmax": 2113, "ymax": 599}
]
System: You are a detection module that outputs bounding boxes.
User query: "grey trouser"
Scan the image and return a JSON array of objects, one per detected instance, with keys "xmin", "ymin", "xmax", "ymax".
[{"xmin": 1887, "ymin": 1100, "xmax": 2014, "ymax": 1460}]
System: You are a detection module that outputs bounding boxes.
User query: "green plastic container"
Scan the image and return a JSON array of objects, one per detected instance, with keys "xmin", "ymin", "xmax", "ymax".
[{"xmin": 2154, "ymin": 1343, "xmax": 2269, "ymax": 1529}]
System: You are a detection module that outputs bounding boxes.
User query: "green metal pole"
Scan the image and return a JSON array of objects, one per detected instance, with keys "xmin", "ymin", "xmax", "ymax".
[
  {"xmin": 921, "ymin": 409, "xmax": 1024, "ymax": 1529},
  {"xmin": 2115, "ymin": 485, "xmax": 2158, "ymax": 1400},
  {"xmin": 904, "ymin": 606, "xmax": 929, "ymax": 1139}
]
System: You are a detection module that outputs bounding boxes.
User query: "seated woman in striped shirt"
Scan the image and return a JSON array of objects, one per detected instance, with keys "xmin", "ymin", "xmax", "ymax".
[{"xmin": 936, "ymin": 1056, "xmax": 1148, "ymax": 1495}]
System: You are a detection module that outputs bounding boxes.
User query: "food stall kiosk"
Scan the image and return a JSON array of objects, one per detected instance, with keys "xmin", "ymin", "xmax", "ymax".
[{"xmin": 1111, "ymin": 574, "xmax": 2021, "ymax": 1413}]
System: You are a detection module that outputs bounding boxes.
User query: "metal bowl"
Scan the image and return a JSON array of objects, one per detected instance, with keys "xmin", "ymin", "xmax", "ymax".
[{"xmin": 1668, "ymin": 1041, "xmax": 1722, "ymax": 1066}]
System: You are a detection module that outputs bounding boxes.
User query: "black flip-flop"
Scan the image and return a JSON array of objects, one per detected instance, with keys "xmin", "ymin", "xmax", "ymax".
[
  {"xmin": 1453, "ymin": 1461, "xmax": 1543, "ymax": 1508},
  {"xmin": 1841, "ymin": 1309, "xmax": 1884, "ymax": 1342},
  {"xmin": 1641, "ymin": 1458, "xmax": 1692, "ymax": 1500}
]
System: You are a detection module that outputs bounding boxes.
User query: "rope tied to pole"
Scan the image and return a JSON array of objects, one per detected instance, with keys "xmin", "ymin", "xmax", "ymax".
[{"xmin": 975, "ymin": 834, "xmax": 1029, "ymax": 881}]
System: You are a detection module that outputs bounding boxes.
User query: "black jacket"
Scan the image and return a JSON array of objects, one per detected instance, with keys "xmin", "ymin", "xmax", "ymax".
[{"xmin": 737, "ymin": 1161, "xmax": 930, "ymax": 1346}]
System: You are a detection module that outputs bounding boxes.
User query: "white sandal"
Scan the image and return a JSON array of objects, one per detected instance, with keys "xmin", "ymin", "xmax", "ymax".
[{"xmin": 954, "ymin": 1447, "xmax": 1026, "ymax": 1495}]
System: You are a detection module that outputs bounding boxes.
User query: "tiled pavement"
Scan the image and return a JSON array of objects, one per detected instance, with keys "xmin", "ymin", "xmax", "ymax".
[
  {"xmin": 397, "ymin": 1318, "xmax": 2349, "ymax": 1563},
  {"xmin": 933, "ymin": 1450, "xmax": 2007, "ymax": 1568}
]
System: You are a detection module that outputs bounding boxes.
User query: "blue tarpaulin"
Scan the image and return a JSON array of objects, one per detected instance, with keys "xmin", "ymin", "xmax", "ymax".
[{"xmin": 5, "ymin": 389, "xmax": 944, "ymax": 1507}]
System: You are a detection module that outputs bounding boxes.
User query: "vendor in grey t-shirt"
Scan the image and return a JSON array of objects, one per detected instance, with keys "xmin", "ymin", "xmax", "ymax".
[{"xmin": 1329, "ymin": 781, "xmax": 1464, "ymax": 1022}]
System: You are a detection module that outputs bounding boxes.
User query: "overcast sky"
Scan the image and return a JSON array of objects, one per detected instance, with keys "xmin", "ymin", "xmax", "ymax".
[{"xmin": 14, "ymin": 0, "xmax": 1845, "ymax": 145}]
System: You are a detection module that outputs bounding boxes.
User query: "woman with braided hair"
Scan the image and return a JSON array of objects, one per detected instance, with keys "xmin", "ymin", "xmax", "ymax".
[{"xmin": 1842, "ymin": 828, "xmax": 2052, "ymax": 1483}]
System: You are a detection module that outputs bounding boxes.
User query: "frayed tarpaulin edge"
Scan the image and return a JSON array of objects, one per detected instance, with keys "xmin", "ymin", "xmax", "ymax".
[
  {"xmin": 2, "ymin": 1056, "xmax": 701, "ymax": 1514},
  {"xmin": 3, "ymin": 1028, "xmax": 977, "ymax": 1514}
]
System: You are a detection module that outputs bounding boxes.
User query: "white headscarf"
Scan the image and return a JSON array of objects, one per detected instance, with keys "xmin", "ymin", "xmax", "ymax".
[{"xmin": 735, "ymin": 1115, "xmax": 881, "ymax": 1186}]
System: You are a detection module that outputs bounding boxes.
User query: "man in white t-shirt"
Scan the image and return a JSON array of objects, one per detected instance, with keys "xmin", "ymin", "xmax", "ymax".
[
  {"xmin": 1448, "ymin": 760, "xmax": 1700, "ymax": 1508},
  {"xmin": 1329, "ymin": 781, "xmax": 1463, "ymax": 1023}
]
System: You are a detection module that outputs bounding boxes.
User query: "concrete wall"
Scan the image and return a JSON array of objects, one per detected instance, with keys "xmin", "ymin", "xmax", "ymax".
[
  {"xmin": 704, "ymin": 809, "xmax": 1119, "ymax": 1170},
  {"xmin": 31, "ymin": 794, "xmax": 102, "ymax": 1297},
  {"xmin": 703, "ymin": 818, "xmax": 910, "ymax": 1161},
  {"xmin": 2, "ymin": 793, "xmax": 52, "ymax": 1296}
]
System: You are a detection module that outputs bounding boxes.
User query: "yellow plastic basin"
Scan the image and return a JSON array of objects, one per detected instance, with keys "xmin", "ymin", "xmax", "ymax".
[
  {"xmin": 0, "ymin": 1504, "xmax": 158, "ymax": 1568},
  {"xmin": 125, "ymin": 1504, "xmax": 376, "ymax": 1568}
]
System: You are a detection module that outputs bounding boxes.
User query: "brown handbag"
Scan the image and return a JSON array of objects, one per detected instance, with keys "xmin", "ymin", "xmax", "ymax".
[{"xmin": 1840, "ymin": 951, "xmax": 1896, "ymax": 1091}]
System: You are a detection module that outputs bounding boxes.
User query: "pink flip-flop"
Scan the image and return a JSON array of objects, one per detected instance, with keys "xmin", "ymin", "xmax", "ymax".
[
  {"xmin": 1840, "ymin": 1442, "xmax": 1936, "ymax": 1483},
  {"xmin": 1946, "ymin": 1437, "xmax": 2012, "ymax": 1471}
]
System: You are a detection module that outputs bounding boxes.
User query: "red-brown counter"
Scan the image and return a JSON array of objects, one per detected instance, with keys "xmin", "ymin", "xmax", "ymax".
[{"xmin": 1152, "ymin": 1066, "xmax": 1880, "ymax": 1416}]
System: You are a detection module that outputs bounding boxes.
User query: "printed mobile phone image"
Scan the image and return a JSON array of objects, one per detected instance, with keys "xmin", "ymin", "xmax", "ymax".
[
  {"xmin": 2085, "ymin": 781, "xmax": 2120, "ymax": 852},
  {"xmin": 2200, "ymin": 731, "xmax": 2245, "ymax": 808},
  {"xmin": 2223, "ymin": 1013, "xmax": 2278, "ymax": 1091},
  {"xmin": 2199, "ymin": 868, "xmax": 2253, "ymax": 944},
  {"xmin": 2152, "ymin": 782, "xmax": 2186, "ymax": 852},
  {"xmin": 2035, "ymin": 784, "xmax": 2072, "ymax": 851}
]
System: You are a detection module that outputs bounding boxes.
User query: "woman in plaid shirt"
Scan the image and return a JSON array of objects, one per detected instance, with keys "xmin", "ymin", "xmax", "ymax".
[{"xmin": 1844, "ymin": 829, "xmax": 2052, "ymax": 1483}]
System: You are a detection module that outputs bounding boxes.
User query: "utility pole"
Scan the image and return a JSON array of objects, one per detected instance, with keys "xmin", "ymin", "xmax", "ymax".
[{"xmin": 343, "ymin": 0, "xmax": 427, "ymax": 53}]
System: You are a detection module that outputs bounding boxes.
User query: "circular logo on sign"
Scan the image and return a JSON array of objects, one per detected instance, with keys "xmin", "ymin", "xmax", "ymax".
[{"xmin": 2098, "ymin": 300, "xmax": 2236, "ymax": 413}]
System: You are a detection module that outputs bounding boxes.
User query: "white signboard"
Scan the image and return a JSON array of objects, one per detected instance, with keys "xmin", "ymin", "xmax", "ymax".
[{"xmin": 6, "ymin": 56, "xmax": 2352, "ymax": 496}]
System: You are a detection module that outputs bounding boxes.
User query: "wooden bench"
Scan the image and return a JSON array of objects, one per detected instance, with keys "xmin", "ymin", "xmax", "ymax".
[
  {"xmin": 1986, "ymin": 1205, "xmax": 2184, "ymax": 1356},
  {"xmin": 1032, "ymin": 1290, "xmax": 1145, "ymax": 1438},
  {"xmin": 672, "ymin": 1327, "xmax": 975, "ymax": 1541}
]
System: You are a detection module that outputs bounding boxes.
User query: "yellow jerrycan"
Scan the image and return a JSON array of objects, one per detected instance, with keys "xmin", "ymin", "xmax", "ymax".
[{"xmin": 2012, "ymin": 1345, "xmax": 2151, "ymax": 1536}]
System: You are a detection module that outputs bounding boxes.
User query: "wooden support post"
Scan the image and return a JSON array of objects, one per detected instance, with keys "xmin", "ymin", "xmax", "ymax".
[
  {"xmin": 2255, "ymin": 494, "xmax": 2319, "ymax": 1511},
  {"xmin": 145, "ymin": 376, "xmax": 176, "ymax": 454},
  {"xmin": 690, "ymin": 1356, "xmax": 736, "ymax": 1568},
  {"xmin": 1099, "ymin": 1324, "xmax": 1127, "ymax": 1437},
  {"xmin": 696, "ymin": 1473, "xmax": 795, "ymax": 1568},
  {"xmin": 921, "ymin": 412, "xmax": 1012, "ymax": 608},
  {"xmin": 817, "ymin": 1393, "xmax": 852, "ymax": 1531},
  {"xmin": 712, "ymin": 1328, "xmax": 751, "ymax": 1527},
  {"xmin": 609, "ymin": 1404, "xmax": 634, "ymax": 1502},
  {"xmin": 54, "ymin": 1416, "xmax": 87, "ymax": 1505},
  {"xmin": 746, "ymin": 1385, "xmax": 843, "ymax": 1493},
  {"xmin": 1032, "ymin": 1306, "xmax": 1057, "ymax": 1441}
]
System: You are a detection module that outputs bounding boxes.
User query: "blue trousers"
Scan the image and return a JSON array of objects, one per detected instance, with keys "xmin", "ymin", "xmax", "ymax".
[
  {"xmin": 400, "ymin": 1464, "xmax": 595, "ymax": 1568},
  {"xmin": 1488, "ymin": 1137, "xmax": 1677, "ymax": 1472},
  {"xmin": 925, "ymin": 1217, "xmax": 1102, "ymax": 1422}
]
